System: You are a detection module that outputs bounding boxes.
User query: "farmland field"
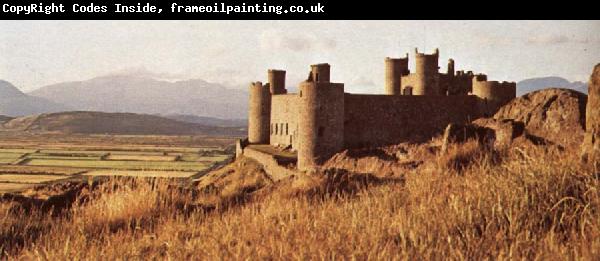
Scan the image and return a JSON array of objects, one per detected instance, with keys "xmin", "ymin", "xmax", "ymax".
[
  {"xmin": 0, "ymin": 133, "xmax": 236, "ymax": 193},
  {"xmin": 105, "ymin": 154, "xmax": 178, "ymax": 161},
  {"xmin": 25, "ymin": 159, "xmax": 209, "ymax": 171}
]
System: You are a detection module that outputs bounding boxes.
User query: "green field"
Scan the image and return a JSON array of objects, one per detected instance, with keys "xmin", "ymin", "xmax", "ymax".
[
  {"xmin": 0, "ymin": 152, "xmax": 23, "ymax": 164},
  {"xmin": 105, "ymin": 154, "xmax": 178, "ymax": 161},
  {"xmin": 26, "ymin": 154, "xmax": 103, "ymax": 161},
  {"xmin": 0, "ymin": 148, "xmax": 38, "ymax": 154}
]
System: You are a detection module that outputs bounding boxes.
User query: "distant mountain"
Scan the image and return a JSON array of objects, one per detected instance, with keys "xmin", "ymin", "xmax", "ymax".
[
  {"xmin": 517, "ymin": 77, "xmax": 587, "ymax": 96},
  {"xmin": 0, "ymin": 80, "xmax": 70, "ymax": 116},
  {"xmin": 163, "ymin": 114, "xmax": 247, "ymax": 128},
  {"xmin": 29, "ymin": 75, "xmax": 248, "ymax": 119},
  {"xmin": 0, "ymin": 111, "xmax": 245, "ymax": 136}
]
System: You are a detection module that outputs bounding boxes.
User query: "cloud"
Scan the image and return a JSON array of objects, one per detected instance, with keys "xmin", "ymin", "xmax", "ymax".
[
  {"xmin": 526, "ymin": 34, "xmax": 600, "ymax": 45},
  {"xmin": 526, "ymin": 34, "xmax": 570, "ymax": 45},
  {"xmin": 259, "ymin": 29, "xmax": 337, "ymax": 52}
]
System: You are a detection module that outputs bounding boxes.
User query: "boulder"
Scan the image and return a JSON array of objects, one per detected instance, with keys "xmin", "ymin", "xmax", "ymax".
[
  {"xmin": 494, "ymin": 88, "xmax": 587, "ymax": 147},
  {"xmin": 474, "ymin": 118, "xmax": 526, "ymax": 149},
  {"xmin": 582, "ymin": 64, "xmax": 600, "ymax": 164},
  {"xmin": 441, "ymin": 119, "xmax": 525, "ymax": 152}
]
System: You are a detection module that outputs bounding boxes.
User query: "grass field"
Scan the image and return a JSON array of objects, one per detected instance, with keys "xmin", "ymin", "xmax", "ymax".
[
  {"xmin": 0, "ymin": 149, "xmax": 38, "ymax": 154},
  {"xmin": 26, "ymin": 154, "xmax": 103, "ymax": 161},
  {"xmin": 25, "ymin": 159, "xmax": 210, "ymax": 171},
  {"xmin": 0, "ymin": 165, "xmax": 87, "ymax": 175},
  {"xmin": 105, "ymin": 154, "xmax": 178, "ymax": 162},
  {"xmin": 0, "ymin": 152, "xmax": 24, "ymax": 159},
  {"xmin": 0, "ymin": 143, "xmax": 597, "ymax": 259}
]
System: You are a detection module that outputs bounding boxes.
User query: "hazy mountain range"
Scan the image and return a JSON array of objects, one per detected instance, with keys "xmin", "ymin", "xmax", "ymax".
[
  {"xmin": 516, "ymin": 77, "xmax": 587, "ymax": 96},
  {"xmin": 0, "ymin": 80, "xmax": 70, "ymax": 116},
  {"xmin": 28, "ymin": 75, "xmax": 248, "ymax": 119}
]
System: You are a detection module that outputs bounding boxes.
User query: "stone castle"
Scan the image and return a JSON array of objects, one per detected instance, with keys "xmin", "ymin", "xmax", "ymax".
[{"xmin": 237, "ymin": 48, "xmax": 516, "ymax": 172}]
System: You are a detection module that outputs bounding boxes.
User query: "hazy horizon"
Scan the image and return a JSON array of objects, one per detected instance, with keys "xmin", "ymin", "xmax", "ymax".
[{"xmin": 0, "ymin": 20, "xmax": 598, "ymax": 93}]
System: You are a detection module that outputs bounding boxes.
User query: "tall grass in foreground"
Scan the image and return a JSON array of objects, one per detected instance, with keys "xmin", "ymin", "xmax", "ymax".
[{"xmin": 1, "ymin": 144, "xmax": 599, "ymax": 259}]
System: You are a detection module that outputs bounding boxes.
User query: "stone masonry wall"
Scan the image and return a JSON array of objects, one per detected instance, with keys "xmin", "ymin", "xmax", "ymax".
[
  {"xmin": 242, "ymin": 147, "xmax": 297, "ymax": 180},
  {"xmin": 270, "ymin": 94, "xmax": 299, "ymax": 149},
  {"xmin": 343, "ymin": 94, "xmax": 479, "ymax": 148}
]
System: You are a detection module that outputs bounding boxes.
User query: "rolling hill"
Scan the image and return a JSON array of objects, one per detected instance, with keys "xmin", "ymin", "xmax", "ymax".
[
  {"xmin": 0, "ymin": 111, "xmax": 245, "ymax": 136},
  {"xmin": 28, "ymin": 75, "xmax": 248, "ymax": 119},
  {"xmin": 0, "ymin": 80, "xmax": 70, "ymax": 116},
  {"xmin": 163, "ymin": 114, "xmax": 247, "ymax": 127}
]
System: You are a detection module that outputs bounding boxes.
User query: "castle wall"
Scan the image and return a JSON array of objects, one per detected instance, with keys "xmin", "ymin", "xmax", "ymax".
[
  {"xmin": 343, "ymin": 94, "xmax": 479, "ymax": 148},
  {"xmin": 270, "ymin": 94, "xmax": 299, "ymax": 149},
  {"xmin": 400, "ymin": 74, "xmax": 421, "ymax": 95},
  {"xmin": 241, "ymin": 147, "xmax": 298, "ymax": 181}
]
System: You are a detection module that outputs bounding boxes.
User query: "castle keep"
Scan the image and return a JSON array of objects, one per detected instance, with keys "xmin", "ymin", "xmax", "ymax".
[{"xmin": 239, "ymin": 48, "xmax": 516, "ymax": 172}]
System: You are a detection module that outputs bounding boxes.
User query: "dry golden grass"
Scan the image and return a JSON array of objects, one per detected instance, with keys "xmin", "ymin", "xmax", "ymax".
[
  {"xmin": 0, "ymin": 183, "xmax": 35, "ymax": 193},
  {"xmin": 83, "ymin": 170, "xmax": 197, "ymax": 178},
  {"xmin": 0, "ymin": 144, "xmax": 598, "ymax": 259},
  {"xmin": 0, "ymin": 174, "xmax": 70, "ymax": 184}
]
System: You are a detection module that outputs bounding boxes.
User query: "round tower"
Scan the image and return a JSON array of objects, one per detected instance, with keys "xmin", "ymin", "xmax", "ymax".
[
  {"xmin": 384, "ymin": 56, "xmax": 409, "ymax": 95},
  {"xmin": 268, "ymin": 69, "xmax": 286, "ymax": 94},
  {"xmin": 414, "ymin": 48, "xmax": 440, "ymax": 95},
  {"xmin": 297, "ymin": 80, "xmax": 345, "ymax": 172},
  {"xmin": 472, "ymin": 78, "xmax": 516, "ymax": 117},
  {"xmin": 248, "ymin": 81, "xmax": 271, "ymax": 144},
  {"xmin": 310, "ymin": 63, "xmax": 330, "ymax": 82}
]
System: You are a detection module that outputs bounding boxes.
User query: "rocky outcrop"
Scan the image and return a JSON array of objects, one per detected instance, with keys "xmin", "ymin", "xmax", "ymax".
[
  {"xmin": 441, "ymin": 119, "xmax": 525, "ymax": 152},
  {"xmin": 582, "ymin": 64, "xmax": 600, "ymax": 164},
  {"xmin": 493, "ymin": 88, "xmax": 587, "ymax": 147}
]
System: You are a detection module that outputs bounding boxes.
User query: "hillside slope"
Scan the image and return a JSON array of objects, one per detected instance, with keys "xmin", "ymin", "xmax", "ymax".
[
  {"xmin": 0, "ymin": 111, "xmax": 245, "ymax": 136},
  {"xmin": 163, "ymin": 114, "xmax": 247, "ymax": 127}
]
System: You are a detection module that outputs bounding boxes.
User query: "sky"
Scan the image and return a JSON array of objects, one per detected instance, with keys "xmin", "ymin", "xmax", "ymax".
[{"xmin": 0, "ymin": 20, "xmax": 598, "ymax": 93}]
